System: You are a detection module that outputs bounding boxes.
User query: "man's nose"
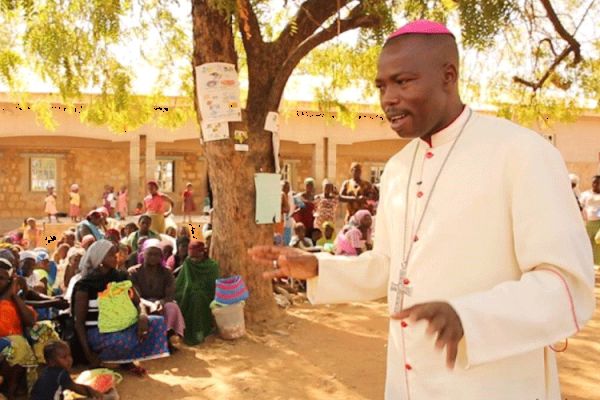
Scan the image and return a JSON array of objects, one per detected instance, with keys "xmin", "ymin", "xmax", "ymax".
[{"xmin": 380, "ymin": 86, "xmax": 400, "ymax": 109}]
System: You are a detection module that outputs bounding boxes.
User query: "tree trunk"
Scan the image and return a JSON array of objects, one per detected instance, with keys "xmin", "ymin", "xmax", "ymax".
[{"xmin": 192, "ymin": 0, "xmax": 277, "ymax": 323}]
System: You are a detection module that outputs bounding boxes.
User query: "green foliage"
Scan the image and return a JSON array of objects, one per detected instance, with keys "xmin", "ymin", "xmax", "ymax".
[{"xmin": 0, "ymin": 0, "xmax": 598, "ymax": 134}]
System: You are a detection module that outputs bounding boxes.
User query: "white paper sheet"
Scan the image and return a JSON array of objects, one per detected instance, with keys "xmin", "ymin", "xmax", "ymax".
[
  {"xmin": 264, "ymin": 111, "xmax": 280, "ymax": 132},
  {"xmin": 195, "ymin": 63, "xmax": 242, "ymax": 123},
  {"xmin": 201, "ymin": 120, "xmax": 230, "ymax": 142},
  {"xmin": 255, "ymin": 173, "xmax": 282, "ymax": 224}
]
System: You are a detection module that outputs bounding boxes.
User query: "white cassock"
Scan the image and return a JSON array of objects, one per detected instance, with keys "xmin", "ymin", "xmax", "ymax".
[{"xmin": 307, "ymin": 107, "xmax": 595, "ymax": 400}]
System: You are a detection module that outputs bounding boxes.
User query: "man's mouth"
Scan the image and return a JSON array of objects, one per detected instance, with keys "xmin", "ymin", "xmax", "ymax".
[{"xmin": 389, "ymin": 113, "xmax": 408, "ymax": 123}]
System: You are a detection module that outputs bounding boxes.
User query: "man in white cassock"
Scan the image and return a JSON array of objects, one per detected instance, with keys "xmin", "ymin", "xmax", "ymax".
[{"xmin": 249, "ymin": 20, "xmax": 595, "ymax": 400}]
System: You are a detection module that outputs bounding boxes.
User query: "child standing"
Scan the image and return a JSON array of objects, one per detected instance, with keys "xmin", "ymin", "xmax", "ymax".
[
  {"xmin": 106, "ymin": 186, "xmax": 117, "ymax": 218},
  {"xmin": 30, "ymin": 341, "xmax": 104, "ymax": 400},
  {"xmin": 44, "ymin": 186, "xmax": 60, "ymax": 223},
  {"xmin": 24, "ymin": 218, "xmax": 43, "ymax": 249},
  {"xmin": 182, "ymin": 183, "xmax": 196, "ymax": 223},
  {"xmin": 69, "ymin": 184, "xmax": 81, "ymax": 222},
  {"xmin": 116, "ymin": 185, "xmax": 128, "ymax": 220}
]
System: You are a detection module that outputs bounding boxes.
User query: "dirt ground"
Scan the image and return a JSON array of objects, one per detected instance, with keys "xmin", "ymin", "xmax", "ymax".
[{"xmin": 115, "ymin": 274, "xmax": 599, "ymax": 400}]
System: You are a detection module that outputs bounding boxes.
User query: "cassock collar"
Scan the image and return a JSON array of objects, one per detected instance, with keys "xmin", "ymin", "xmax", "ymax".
[{"xmin": 421, "ymin": 105, "xmax": 471, "ymax": 148}]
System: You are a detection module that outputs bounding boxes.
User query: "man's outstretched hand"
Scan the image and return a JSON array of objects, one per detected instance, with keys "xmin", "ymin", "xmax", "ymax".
[
  {"xmin": 391, "ymin": 302, "xmax": 464, "ymax": 369},
  {"xmin": 248, "ymin": 246, "xmax": 318, "ymax": 280}
]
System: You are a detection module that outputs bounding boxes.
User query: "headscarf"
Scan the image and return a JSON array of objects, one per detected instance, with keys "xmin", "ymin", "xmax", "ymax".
[
  {"xmin": 304, "ymin": 177, "xmax": 315, "ymax": 186},
  {"xmin": 349, "ymin": 210, "xmax": 371, "ymax": 227},
  {"xmin": 188, "ymin": 240, "xmax": 205, "ymax": 252},
  {"xmin": 569, "ymin": 173, "xmax": 581, "ymax": 197},
  {"xmin": 137, "ymin": 238, "xmax": 162, "ymax": 265},
  {"xmin": 81, "ymin": 235, "xmax": 96, "ymax": 249},
  {"xmin": 0, "ymin": 249, "xmax": 14, "ymax": 274},
  {"xmin": 78, "ymin": 240, "xmax": 115, "ymax": 277},
  {"xmin": 35, "ymin": 251, "xmax": 49, "ymax": 263},
  {"xmin": 66, "ymin": 247, "xmax": 86, "ymax": 262},
  {"xmin": 33, "ymin": 247, "xmax": 49, "ymax": 255},
  {"xmin": 70, "ymin": 183, "xmax": 79, "ymax": 191},
  {"xmin": 19, "ymin": 251, "xmax": 37, "ymax": 262},
  {"xmin": 342, "ymin": 210, "xmax": 373, "ymax": 240},
  {"xmin": 105, "ymin": 229, "xmax": 121, "ymax": 243},
  {"xmin": 0, "ymin": 249, "xmax": 15, "ymax": 265},
  {"xmin": 322, "ymin": 221, "xmax": 335, "ymax": 231}
]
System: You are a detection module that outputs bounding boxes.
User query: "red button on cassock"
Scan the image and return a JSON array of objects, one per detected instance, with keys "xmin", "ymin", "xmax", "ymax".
[
  {"xmin": 416, "ymin": 191, "xmax": 424, "ymax": 198},
  {"xmin": 405, "ymin": 363, "xmax": 412, "ymax": 371},
  {"xmin": 426, "ymin": 151, "xmax": 434, "ymax": 158},
  {"xmin": 413, "ymin": 235, "xmax": 419, "ymax": 242},
  {"xmin": 401, "ymin": 321, "xmax": 408, "ymax": 328},
  {"xmin": 403, "ymin": 278, "xmax": 410, "ymax": 285}
]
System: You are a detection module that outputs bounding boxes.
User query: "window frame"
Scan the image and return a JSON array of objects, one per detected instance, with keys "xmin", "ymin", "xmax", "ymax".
[
  {"xmin": 29, "ymin": 156, "xmax": 58, "ymax": 192},
  {"xmin": 155, "ymin": 159, "xmax": 176, "ymax": 193}
]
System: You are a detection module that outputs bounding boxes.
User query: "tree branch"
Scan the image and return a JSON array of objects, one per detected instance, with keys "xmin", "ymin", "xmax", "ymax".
[
  {"xmin": 236, "ymin": 0, "xmax": 264, "ymax": 58},
  {"xmin": 512, "ymin": 45, "xmax": 574, "ymax": 90},
  {"xmin": 539, "ymin": 0, "xmax": 581, "ymax": 65},
  {"xmin": 275, "ymin": 0, "xmax": 354, "ymax": 52},
  {"xmin": 264, "ymin": 8, "xmax": 380, "ymax": 113},
  {"xmin": 512, "ymin": 0, "xmax": 584, "ymax": 91}
]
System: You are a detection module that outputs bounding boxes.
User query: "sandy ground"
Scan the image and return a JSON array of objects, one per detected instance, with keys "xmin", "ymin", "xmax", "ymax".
[{"xmin": 114, "ymin": 274, "xmax": 599, "ymax": 400}]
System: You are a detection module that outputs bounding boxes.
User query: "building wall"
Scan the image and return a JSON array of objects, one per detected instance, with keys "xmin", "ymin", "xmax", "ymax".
[
  {"xmin": 542, "ymin": 116, "xmax": 600, "ymax": 191},
  {"xmin": 335, "ymin": 139, "xmax": 408, "ymax": 188},
  {"xmin": 1, "ymin": 98, "xmax": 599, "ymax": 219},
  {"xmin": 156, "ymin": 139, "xmax": 208, "ymax": 213},
  {"xmin": 0, "ymin": 137, "xmax": 128, "ymax": 218},
  {"xmin": 279, "ymin": 141, "xmax": 315, "ymax": 191}
]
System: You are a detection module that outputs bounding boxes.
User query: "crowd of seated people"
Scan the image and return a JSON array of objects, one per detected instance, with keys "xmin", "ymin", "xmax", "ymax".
[{"xmin": 0, "ymin": 213, "xmax": 219, "ymax": 399}]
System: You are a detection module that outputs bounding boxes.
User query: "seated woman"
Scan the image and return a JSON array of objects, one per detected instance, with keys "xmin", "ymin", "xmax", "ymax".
[
  {"xmin": 335, "ymin": 210, "xmax": 373, "ymax": 256},
  {"xmin": 72, "ymin": 240, "xmax": 169, "ymax": 376},
  {"xmin": 175, "ymin": 241, "xmax": 219, "ymax": 345},
  {"xmin": 127, "ymin": 215, "xmax": 159, "ymax": 253},
  {"xmin": 289, "ymin": 222, "xmax": 313, "ymax": 250},
  {"xmin": 128, "ymin": 240, "xmax": 185, "ymax": 350},
  {"xmin": 0, "ymin": 256, "xmax": 59, "ymax": 398},
  {"xmin": 76, "ymin": 210, "xmax": 105, "ymax": 242},
  {"xmin": 62, "ymin": 247, "xmax": 85, "ymax": 293},
  {"xmin": 166, "ymin": 236, "xmax": 189, "ymax": 275},
  {"xmin": 18, "ymin": 251, "xmax": 46, "ymax": 294}
]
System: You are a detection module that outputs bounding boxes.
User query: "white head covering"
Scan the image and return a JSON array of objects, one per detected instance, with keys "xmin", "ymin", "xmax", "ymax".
[
  {"xmin": 78, "ymin": 240, "xmax": 115, "ymax": 277},
  {"xmin": 19, "ymin": 251, "xmax": 37, "ymax": 262},
  {"xmin": 66, "ymin": 247, "xmax": 86, "ymax": 262},
  {"xmin": 0, "ymin": 258, "xmax": 13, "ymax": 274},
  {"xmin": 568, "ymin": 173, "xmax": 581, "ymax": 197}
]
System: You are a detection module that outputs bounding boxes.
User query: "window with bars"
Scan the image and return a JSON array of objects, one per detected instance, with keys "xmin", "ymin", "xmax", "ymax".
[
  {"xmin": 30, "ymin": 157, "xmax": 57, "ymax": 192},
  {"xmin": 370, "ymin": 165, "xmax": 385, "ymax": 184},
  {"xmin": 156, "ymin": 160, "xmax": 175, "ymax": 192},
  {"xmin": 281, "ymin": 161, "xmax": 294, "ymax": 185}
]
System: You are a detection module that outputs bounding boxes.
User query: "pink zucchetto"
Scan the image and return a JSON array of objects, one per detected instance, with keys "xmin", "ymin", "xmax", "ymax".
[{"xmin": 387, "ymin": 20, "xmax": 455, "ymax": 41}]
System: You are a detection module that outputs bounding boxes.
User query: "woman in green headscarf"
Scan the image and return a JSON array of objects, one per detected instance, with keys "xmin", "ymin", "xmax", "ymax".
[{"xmin": 175, "ymin": 240, "xmax": 219, "ymax": 345}]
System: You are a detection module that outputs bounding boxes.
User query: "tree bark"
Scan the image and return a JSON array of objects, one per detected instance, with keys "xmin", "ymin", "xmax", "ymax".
[{"xmin": 192, "ymin": 0, "xmax": 277, "ymax": 323}]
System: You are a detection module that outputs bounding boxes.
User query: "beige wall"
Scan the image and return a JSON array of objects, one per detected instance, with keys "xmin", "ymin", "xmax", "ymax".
[
  {"xmin": 279, "ymin": 140, "xmax": 315, "ymax": 191},
  {"xmin": 539, "ymin": 116, "xmax": 600, "ymax": 190},
  {"xmin": 335, "ymin": 139, "xmax": 408, "ymax": 188},
  {"xmin": 156, "ymin": 139, "xmax": 208, "ymax": 212},
  {"xmin": 0, "ymin": 137, "xmax": 128, "ymax": 218},
  {"xmin": 1, "ymin": 97, "xmax": 599, "ymax": 218}
]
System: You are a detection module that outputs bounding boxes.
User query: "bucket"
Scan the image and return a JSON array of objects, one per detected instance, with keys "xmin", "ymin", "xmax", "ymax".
[{"xmin": 212, "ymin": 302, "xmax": 246, "ymax": 340}]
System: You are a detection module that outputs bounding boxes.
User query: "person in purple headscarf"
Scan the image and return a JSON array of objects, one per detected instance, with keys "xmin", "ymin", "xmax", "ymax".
[
  {"xmin": 128, "ymin": 239, "xmax": 185, "ymax": 350},
  {"xmin": 334, "ymin": 209, "xmax": 372, "ymax": 256}
]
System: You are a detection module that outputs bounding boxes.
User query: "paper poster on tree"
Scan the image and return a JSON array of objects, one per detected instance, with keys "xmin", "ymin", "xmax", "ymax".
[
  {"xmin": 195, "ymin": 63, "xmax": 242, "ymax": 123},
  {"xmin": 201, "ymin": 120, "xmax": 230, "ymax": 142},
  {"xmin": 254, "ymin": 173, "xmax": 282, "ymax": 224}
]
